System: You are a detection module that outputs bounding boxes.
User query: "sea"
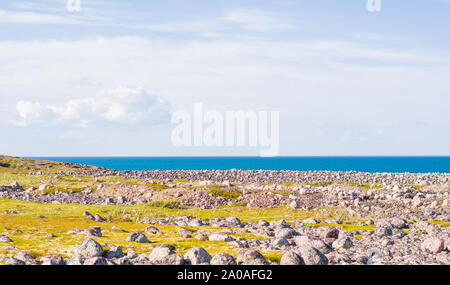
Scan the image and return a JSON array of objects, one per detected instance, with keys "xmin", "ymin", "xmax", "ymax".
[{"xmin": 32, "ymin": 156, "xmax": 450, "ymax": 173}]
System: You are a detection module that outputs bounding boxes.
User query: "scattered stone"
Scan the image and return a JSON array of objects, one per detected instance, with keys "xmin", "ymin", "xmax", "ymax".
[
  {"xmin": 126, "ymin": 232, "xmax": 150, "ymax": 243},
  {"xmin": 280, "ymin": 251, "xmax": 305, "ymax": 265},
  {"xmin": 74, "ymin": 238, "xmax": 103, "ymax": 258},
  {"xmin": 184, "ymin": 247, "xmax": 212, "ymax": 265},
  {"xmin": 210, "ymin": 253, "xmax": 237, "ymax": 265}
]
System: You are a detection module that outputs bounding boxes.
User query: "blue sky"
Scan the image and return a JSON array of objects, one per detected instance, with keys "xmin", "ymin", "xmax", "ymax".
[{"xmin": 0, "ymin": 0, "xmax": 449, "ymax": 156}]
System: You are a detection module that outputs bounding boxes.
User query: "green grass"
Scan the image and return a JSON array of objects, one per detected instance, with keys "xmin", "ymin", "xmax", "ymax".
[
  {"xmin": 145, "ymin": 200, "xmax": 185, "ymax": 209},
  {"xmin": 207, "ymin": 189, "xmax": 243, "ymax": 199}
]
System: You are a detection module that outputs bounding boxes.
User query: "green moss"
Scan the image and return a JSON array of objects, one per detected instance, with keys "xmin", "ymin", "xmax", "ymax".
[
  {"xmin": 306, "ymin": 181, "xmax": 333, "ymax": 187},
  {"xmin": 428, "ymin": 220, "xmax": 450, "ymax": 227},
  {"xmin": 146, "ymin": 200, "xmax": 185, "ymax": 209},
  {"xmin": 207, "ymin": 189, "xmax": 242, "ymax": 199}
]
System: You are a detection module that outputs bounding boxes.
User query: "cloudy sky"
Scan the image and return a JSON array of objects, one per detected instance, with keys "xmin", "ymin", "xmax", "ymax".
[{"xmin": 0, "ymin": 0, "xmax": 449, "ymax": 156}]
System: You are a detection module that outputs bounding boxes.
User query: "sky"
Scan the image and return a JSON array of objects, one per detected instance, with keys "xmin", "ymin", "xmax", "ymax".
[{"xmin": 0, "ymin": 0, "xmax": 449, "ymax": 156}]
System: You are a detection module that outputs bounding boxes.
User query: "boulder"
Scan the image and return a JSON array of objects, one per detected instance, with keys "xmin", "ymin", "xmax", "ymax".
[
  {"xmin": 126, "ymin": 232, "xmax": 150, "ymax": 243},
  {"xmin": 280, "ymin": 251, "xmax": 305, "ymax": 265},
  {"xmin": 184, "ymin": 247, "xmax": 212, "ymax": 265},
  {"xmin": 210, "ymin": 253, "xmax": 236, "ymax": 265},
  {"xmin": 74, "ymin": 238, "xmax": 103, "ymax": 258}
]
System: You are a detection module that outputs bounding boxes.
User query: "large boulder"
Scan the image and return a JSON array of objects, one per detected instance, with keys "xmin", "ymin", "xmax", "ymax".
[
  {"xmin": 236, "ymin": 249, "xmax": 268, "ymax": 265},
  {"xmin": 294, "ymin": 245, "xmax": 328, "ymax": 265},
  {"xmin": 184, "ymin": 247, "xmax": 212, "ymax": 265},
  {"xmin": 126, "ymin": 232, "xmax": 150, "ymax": 243},
  {"xmin": 40, "ymin": 255, "xmax": 65, "ymax": 265},
  {"xmin": 83, "ymin": 257, "xmax": 109, "ymax": 265},
  {"xmin": 0, "ymin": 235, "xmax": 12, "ymax": 242},
  {"xmin": 148, "ymin": 246, "xmax": 184, "ymax": 265},
  {"xmin": 74, "ymin": 238, "xmax": 103, "ymax": 258},
  {"xmin": 14, "ymin": 251, "xmax": 39, "ymax": 265},
  {"xmin": 421, "ymin": 236, "xmax": 444, "ymax": 254},
  {"xmin": 275, "ymin": 228, "xmax": 297, "ymax": 239},
  {"xmin": 210, "ymin": 253, "xmax": 236, "ymax": 265},
  {"xmin": 332, "ymin": 237, "xmax": 354, "ymax": 249},
  {"xmin": 280, "ymin": 251, "xmax": 305, "ymax": 265}
]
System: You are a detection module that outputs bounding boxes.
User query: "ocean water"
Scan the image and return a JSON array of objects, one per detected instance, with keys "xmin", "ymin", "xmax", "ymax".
[{"xmin": 33, "ymin": 157, "xmax": 450, "ymax": 173}]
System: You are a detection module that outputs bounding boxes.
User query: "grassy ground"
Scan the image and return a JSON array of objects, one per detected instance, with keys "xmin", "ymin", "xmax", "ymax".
[{"xmin": 0, "ymin": 155, "xmax": 448, "ymax": 262}]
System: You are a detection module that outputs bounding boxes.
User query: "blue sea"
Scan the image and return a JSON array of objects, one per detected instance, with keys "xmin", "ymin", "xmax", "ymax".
[{"xmin": 33, "ymin": 157, "xmax": 450, "ymax": 173}]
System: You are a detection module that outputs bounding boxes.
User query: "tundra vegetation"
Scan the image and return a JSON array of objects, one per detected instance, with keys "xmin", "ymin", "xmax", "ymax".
[{"xmin": 0, "ymin": 155, "xmax": 448, "ymax": 265}]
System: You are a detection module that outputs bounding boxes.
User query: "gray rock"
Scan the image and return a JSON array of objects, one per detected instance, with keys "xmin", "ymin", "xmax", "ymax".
[
  {"xmin": 0, "ymin": 257, "xmax": 26, "ymax": 265},
  {"xmin": 321, "ymin": 227, "xmax": 340, "ymax": 240},
  {"xmin": 83, "ymin": 257, "xmax": 108, "ymax": 265},
  {"xmin": 332, "ymin": 237, "xmax": 354, "ymax": 249},
  {"xmin": 210, "ymin": 253, "xmax": 236, "ymax": 265},
  {"xmin": 275, "ymin": 228, "xmax": 297, "ymax": 239},
  {"xmin": 280, "ymin": 251, "xmax": 305, "ymax": 265},
  {"xmin": 236, "ymin": 249, "xmax": 268, "ymax": 265},
  {"xmin": 145, "ymin": 226, "xmax": 161, "ymax": 234},
  {"xmin": 126, "ymin": 232, "xmax": 150, "ymax": 243},
  {"xmin": 74, "ymin": 238, "xmax": 103, "ymax": 258},
  {"xmin": 184, "ymin": 247, "xmax": 212, "ymax": 265},
  {"xmin": 271, "ymin": 237, "xmax": 290, "ymax": 248},
  {"xmin": 105, "ymin": 244, "xmax": 124, "ymax": 259},
  {"xmin": 421, "ymin": 236, "xmax": 444, "ymax": 254},
  {"xmin": 40, "ymin": 255, "xmax": 65, "ymax": 265},
  {"xmin": 148, "ymin": 247, "xmax": 184, "ymax": 265},
  {"xmin": 294, "ymin": 245, "xmax": 328, "ymax": 265},
  {"xmin": 209, "ymin": 233, "xmax": 235, "ymax": 242},
  {"xmin": 14, "ymin": 251, "xmax": 39, "ymax": 265},
  {"xmin": 0, "ymin": 235, "xmax": 12, "ymax": 242}
]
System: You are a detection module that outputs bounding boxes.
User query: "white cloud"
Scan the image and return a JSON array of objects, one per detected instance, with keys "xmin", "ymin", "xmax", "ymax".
[
  {"xmin": 222, "ymin": 9, "xmax": 293, "ymax": 32},
  {"xmin": 0, "ymin": 9, "xmax": 74, "ymax": 24},
  {"xmin": 14, "ymin": 87, "xmax": 172, "ymax": 127}
]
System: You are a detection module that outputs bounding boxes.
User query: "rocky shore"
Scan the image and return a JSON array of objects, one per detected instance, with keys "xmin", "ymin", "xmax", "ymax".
[
  {"xmin": 0, "ymin": 156, "xmax": 449, "ymax": 265},
  {"xmin": 53, "ymin": 169, "xmax": 450, "ymax": 186}
]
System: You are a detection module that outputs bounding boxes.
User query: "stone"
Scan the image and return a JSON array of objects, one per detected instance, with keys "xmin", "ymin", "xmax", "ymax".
[
  {"xmin": 105, "ymin": 244, "xmax": 124, "ymax": 259},
  {"xmin": 148, "ymin": 246, "xmax": 184, "ymax": 265},
  {"xmin": 421, "ymin": 236, "xmax": 444, "ymax": 254},
  {"xmin": 111, "ymin": 225, "xmax": 126, "ymax": 232},
  {"xmin": 14, "ymin": 251, "xmax": 39, "ymax": 265},
  {"xmin": 294, "ymin": 245, "xmax": 328, "ymax": 265},
  {"xmin": 145, "ymin": 226, "xmax": 161, "ymax": 234},
  {"xmin": 210, "ymin": 253, "xmax": 237, "ymax": 265},
  {"xmin": 74, "ymin": 238, "xmax": 103, "ymax": 258},
  {"xmin": 83, "ymin": 257, "xmax": 108, "ymax": 265},
  {"xmin": 280, "ymin": 251, "xmax": 305, "ymax": 265},
  {"xmin": 321, "ymin": 227, "xmax": 340, "ymax": 240},
  {"xmin": 0, "ymin": 257, "xmax": 26, "ymax": 265},
  {"xmin": 87, "ymin": 227, "xmax": 102, "ymax": 237},
  {"xmin": 275, "ymin": 228, "xmax": 297, "ymax": 239},
  {"xmin": 93, "ymin": 214, "xmax": 106, "ymax": 222},
  {"xmin": 0, "ymin": 235, "xmax": 12, "ymax": 242},
  {"xmin": 271, "ymin": 237, "xmax": 290, "ymax": 248},
  {"xmin": 236, "ymin": 249, "xmax": 267, "ymax": 265},
  {"xmin": 390, "ymin": 217, "xmax": 407, "ymax": 229},
  {"xmin": 332, "ymin": 237, "xmax": 353, "ymax": 249},
  {"xmin": 226, "ymin": 216, "xmax": 242, "ymax": 227},
  {"xmin": 126, "ymin": 232, "xmax": 150, "ymax": 243},
  {"xmin": 184, "ymin": 247, "xmax": 212, "ymax": 265},
  {"xmin": 289, "ymin": 200, "xmax": 299, "ymax": 209},
  {"xmin": 40, "ymin": 255, "xmax": 65, "ymax": 265},
  {"xmin": 209, "ymin": 234, "xmax": 235, "ymax": 242}
]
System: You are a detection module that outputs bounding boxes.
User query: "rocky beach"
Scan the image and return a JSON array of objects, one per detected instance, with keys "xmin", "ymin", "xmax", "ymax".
[{"xmin": 0, "ymin": 155, "xmax": 448, "ymax": 265}]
